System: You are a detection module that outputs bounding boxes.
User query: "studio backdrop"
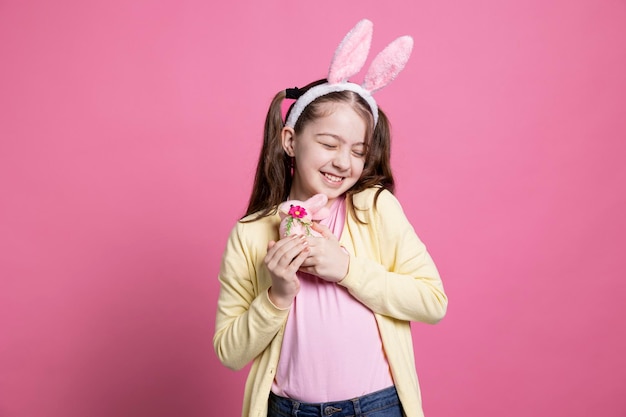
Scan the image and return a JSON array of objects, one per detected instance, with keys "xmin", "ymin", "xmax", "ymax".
[{"xmin": 1, "ymin": 1, "xmax": 625, "ymax": 416}]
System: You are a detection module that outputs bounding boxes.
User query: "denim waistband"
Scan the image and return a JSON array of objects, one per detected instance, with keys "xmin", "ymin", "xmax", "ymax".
[{"xmin": 268, "ymin": 386, "xmax": 401, "ymax": 417}]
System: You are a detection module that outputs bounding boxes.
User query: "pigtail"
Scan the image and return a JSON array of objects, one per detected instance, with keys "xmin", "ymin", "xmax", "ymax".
[
  {"xmin": 243, "ymin": 90, "xmax": 292, "ymax": 219},
  {"xmin": 243, "ymin": 80, "xmax": 327, "ymax": 220},
  {"xmin": 346, "ymin": 107, "xmax": 395, "ymax": 223},
  {"xmin": 370, "ymin": 108, "xmax": 395, "ymax": 195}
]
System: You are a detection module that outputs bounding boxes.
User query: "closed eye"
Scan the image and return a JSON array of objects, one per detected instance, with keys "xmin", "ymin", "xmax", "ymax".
[{"xmin": 352, "ymin": 145, "xmax": 366, "ymax": 157}]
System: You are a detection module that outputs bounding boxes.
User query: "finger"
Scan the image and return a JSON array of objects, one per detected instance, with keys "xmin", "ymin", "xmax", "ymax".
[
  {"xmin": 265, "ymin": 236, "xmax": 295, "ymax": 264},
  {"xmin": 267, "ymin": 235, "xmax": 299, "ymax": 257},
  {"xmin": 298, "ymin": 242, "xmax": 321, "ymax": 269},
  {"xmin": 311, "ymin": 222, "xmax": 335, "ymax": 239},
  {"xmin": 268, "ymin": 236, "xmax": 308, "ymax": 268},
  {"xmin": 287, "ymin": 246, "xmax": 310, "ymax": 271},
  {"xmin": 299, "ymin": 252, "xmax": 315, "ymax": 268},
  {"xmin": 298, "ymin": 265, "xmax": 315, "ymax": 275}
]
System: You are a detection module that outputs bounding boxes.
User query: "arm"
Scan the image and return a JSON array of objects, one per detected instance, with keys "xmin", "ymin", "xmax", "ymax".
[
  {"xmin": 339, "ymin": 190, "xmax": 448, "ymax": 324},
  {"xmin": 212, "ymin": 222, "xmax": 290, "ymax": 370}
]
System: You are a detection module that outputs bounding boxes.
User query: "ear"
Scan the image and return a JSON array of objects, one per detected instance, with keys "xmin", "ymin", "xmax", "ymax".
[
  {"xmin": 312, "ymin": 207, "xmax": 330, "ymax": 220},
  {"xmin": 281, "ymin": 126, "xmax": 296, "ymax": 157},
  {"xmin": 278, "ymin": 201, "xmax": 291, "ymax": 214},
  {"xmin": 362, "ymin": 35, "xmax": 413, "ymax": 93},
  {"xmin": 305, "ymin": 193, "xmax": 328, "ymax": 210},
  {"xmin": 305, "ymin": 194, "xmax": 330, "ymax": 220},
  {"xmin": 327, "ymin": 19, "xmax": 373, "ymax": 84}
]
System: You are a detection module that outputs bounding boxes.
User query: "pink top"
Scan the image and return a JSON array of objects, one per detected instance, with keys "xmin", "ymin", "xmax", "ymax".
[{"xmin": 271, "ymin": 196, "xmax": 393, "ymax": 402}]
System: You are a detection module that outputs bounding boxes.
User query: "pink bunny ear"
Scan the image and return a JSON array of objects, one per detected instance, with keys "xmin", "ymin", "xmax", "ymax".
[
  {"xmin": 328, "ymin": 19, "xmax": 373, "ymax": 84},
  {"xmin": 304, "ymin": 194, "xmax": 329, "ymax": 220},
  {"xmin": 278, "ymin": 200, "xmax": 292, "ymax": 215},
  {"xmin": 362, "ymin": 35, "xmax": 413, "ymax": 93},
  {"xmin": 312, "ymin": 206, "xmax": 330, "ymax": 220}
]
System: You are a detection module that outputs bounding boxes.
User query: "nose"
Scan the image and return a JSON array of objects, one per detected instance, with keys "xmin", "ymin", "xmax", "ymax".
[{"xmin": 332, "ymin": 149, "xmax": 350, "ymax": 170}]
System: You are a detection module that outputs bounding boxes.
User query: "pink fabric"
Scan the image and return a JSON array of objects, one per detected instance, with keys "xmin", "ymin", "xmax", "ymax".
[
  {"xmin": 271, "ymin": 196, "xmax": 393, "ymax": 402},
  {"xmin": 362, "ymin": 35, "xmax": 414, "ymax": 93},
  {"xmin": 328, "ymin": 19, "xmax": 372, "ymax": 83}
]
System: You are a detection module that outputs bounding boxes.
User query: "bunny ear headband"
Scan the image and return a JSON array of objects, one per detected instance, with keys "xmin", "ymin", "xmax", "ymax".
[{"xmin": 284, "ymin": 19, "xmax": 413, "ymax": 128}]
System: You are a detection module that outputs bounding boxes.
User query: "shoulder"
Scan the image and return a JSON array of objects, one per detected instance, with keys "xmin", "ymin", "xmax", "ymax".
[
  {"xmin": 227, "ymin": 210, "xmax": 281, "ymax": 248},
  {"xmin": 239, "ymin": 208, "xmax": 281, "ymax": 225},
  {"xmin": 351, "ymin": 187, "xmax": 403, "ymax": 214},
  {"xmin": 349, "ymin": 188, "xmax": 419, "ymax": 245}
]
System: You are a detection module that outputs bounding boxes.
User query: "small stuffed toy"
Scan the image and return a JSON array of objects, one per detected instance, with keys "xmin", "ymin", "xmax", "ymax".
[{"xmin": 279, "ymin": 194, "xmax": 330, "ymax": 237}]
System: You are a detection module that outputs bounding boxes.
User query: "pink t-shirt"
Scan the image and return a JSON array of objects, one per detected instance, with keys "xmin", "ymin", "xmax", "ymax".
[{"xmin": 271, "ymin": 196, "xmax": 393, "ymax": 402}]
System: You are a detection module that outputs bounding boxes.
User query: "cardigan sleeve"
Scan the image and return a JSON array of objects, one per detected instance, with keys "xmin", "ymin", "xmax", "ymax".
[
  {"xmin": 339, "ymin": 190, "xmax": 448, "ymax": 324},
  {"xmin": 213, "ymin": 221, "xmax": 290, "ymax": 370}
]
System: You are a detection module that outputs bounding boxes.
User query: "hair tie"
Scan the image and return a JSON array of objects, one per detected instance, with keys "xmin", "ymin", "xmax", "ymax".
[
  {"xmin": 285, "ymin": 19, "xmax": 413, "ymax": 128},
  {"xmin": 285, "ymin": 87, "xmax": 302, "ymax": 100}
]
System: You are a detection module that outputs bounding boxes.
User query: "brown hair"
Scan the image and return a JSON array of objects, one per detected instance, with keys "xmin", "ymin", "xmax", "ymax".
[{"xmin": 243, "ymin": 79, "xmax": 395, "ymax": 221}]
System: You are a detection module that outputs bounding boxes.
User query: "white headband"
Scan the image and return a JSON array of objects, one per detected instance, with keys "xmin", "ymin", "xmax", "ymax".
[{"xmin": 285, "ymin": 19, "xmax": 413, "ymax": 129}]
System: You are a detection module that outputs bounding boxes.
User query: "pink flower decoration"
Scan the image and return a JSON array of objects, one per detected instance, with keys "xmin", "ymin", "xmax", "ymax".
[{"xmin": 288, "ymin": 205, "xmax": 307, "ymax": 219}]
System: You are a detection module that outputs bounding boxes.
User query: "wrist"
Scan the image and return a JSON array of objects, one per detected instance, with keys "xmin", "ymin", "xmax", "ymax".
[
  {"xmin": 335, "ymin": 248, "xmax": 350, "ymax": 283},
  {"xmin": 267, "ymin": 287, "xmax": 293, "ymax": 310}
]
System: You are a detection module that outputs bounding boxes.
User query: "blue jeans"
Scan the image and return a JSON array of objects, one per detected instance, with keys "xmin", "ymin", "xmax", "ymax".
[{"xmin": 267, "ymin": 386, "xmax": 403, "ymax": 417}]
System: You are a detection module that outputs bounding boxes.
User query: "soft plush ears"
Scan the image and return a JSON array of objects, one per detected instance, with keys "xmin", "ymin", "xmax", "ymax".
[
  {"xmin": 329, "ymin": 19, "xmax": 413, "ymax": 92},
  {"xmin": 285, "ymin": 19, "xmax": 413, "ymax": 128},
  {"xmin": 278, "ymin": 194, "xmax": 330, "ymax": 237}
]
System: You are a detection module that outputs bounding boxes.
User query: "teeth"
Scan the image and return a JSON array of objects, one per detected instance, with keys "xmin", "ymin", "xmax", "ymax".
[{"xmin": 324, "ymin": 173, "xmax": 343, "ymax": 182}]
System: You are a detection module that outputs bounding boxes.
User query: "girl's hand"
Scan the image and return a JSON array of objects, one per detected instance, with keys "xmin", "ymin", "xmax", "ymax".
[
  {"xmin": 299, "ymin": 222, "xmax": 349, "ymax": 282},
  {"xmin": 265, "ymin": 234, "xmax": 309, "ymax": 309}
]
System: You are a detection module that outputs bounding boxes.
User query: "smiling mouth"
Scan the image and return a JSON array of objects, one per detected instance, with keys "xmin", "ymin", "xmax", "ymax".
[{"xmin": 323, "ymin": 172, "xmax": 344, "ymax": 183}]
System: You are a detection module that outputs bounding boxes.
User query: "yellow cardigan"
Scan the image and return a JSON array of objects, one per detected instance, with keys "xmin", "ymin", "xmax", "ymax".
[{"xmin": 213, "ymin": 188, "xmax": 448, "ymax": 417}]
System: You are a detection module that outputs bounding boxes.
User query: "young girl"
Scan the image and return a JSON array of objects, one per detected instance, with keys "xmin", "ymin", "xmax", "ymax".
[{"xmin": 213, "ymin": 19, "xmax": 447, "ymax": 417}]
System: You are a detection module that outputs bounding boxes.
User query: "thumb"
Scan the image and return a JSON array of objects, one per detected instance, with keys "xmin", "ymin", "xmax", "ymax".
[
  {"xmin": 311, "ymin": 222, "xmax": 335, "ymax": 239},
  {"xmin": 267, "ymin": 240, "xmax": 276, "ymax": 250}
]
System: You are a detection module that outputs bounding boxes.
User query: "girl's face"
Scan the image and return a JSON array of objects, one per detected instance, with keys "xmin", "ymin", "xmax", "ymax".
[{"xmin": 282, "ymin": 102, "xmax": 367, "ymax": 207}]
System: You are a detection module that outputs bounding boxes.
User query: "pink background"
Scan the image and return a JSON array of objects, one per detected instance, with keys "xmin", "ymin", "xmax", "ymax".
[{"xmin": 1, "ymin": 1, "xmax": 625, "ymax": 416}]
